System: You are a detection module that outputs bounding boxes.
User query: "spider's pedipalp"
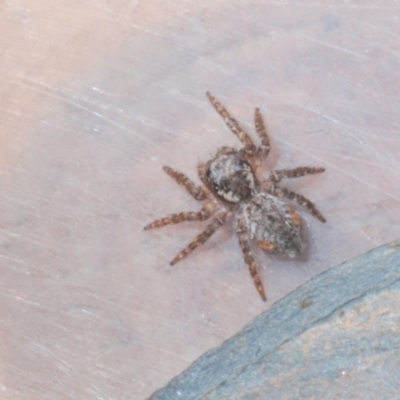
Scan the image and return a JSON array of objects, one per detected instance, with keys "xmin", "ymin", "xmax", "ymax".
[
  {"xmin": 206, "ymin": 92, "xmax": 257, "ymax": 157},
  {"xmin": 163, "ymin": 166, "xmax": 208, "ymax": 201},
  {"xmin": 273, "ymin": 186, "xmax": 326, "ymax": 223},
  {"xmin": 236, "ymin": 229, "xmax": 267, "ymax": 301},
  {"xmin": 254, "ymin": 107, "xmax": 271, "ymax": 160},
  {"xmin": 269, "ymin": 167, "xmax": 325, "ymax": 183},
  {"xmin": 170, "ymin": 211, "xmax": 228, "ymax": 265}
]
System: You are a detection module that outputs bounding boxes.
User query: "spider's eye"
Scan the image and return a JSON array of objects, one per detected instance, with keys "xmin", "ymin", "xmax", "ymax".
[
  {"xmin": 214, "ymin": 183, "xmax": 222, "ymax": 191},
  {"xmin": 238, "ymin": 159, "xmax": 250, "ymax": 171}
]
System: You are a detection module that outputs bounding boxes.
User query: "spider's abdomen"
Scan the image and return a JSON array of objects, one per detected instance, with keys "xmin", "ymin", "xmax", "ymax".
[
  {"xmin": 238, "ymin": 192, "xmax": 304, "ymax": 258},
  {"xmin": 204, "ymin": 150, "xmax": 257, "ymax": 204}
]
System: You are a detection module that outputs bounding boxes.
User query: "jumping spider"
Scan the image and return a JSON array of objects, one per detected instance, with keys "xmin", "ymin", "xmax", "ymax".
[{"xmin": 144, "ymin": 92, "xmax": 326, "ymax": 301}]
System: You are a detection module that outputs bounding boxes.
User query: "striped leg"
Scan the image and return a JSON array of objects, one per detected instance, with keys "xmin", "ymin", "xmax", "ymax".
[
  {"xmin": 236, "ymin": 229, "xmax": 266, "ymax": 301},
  {"xmin": 206, "ymin": 92, "xmax": 257, "ymax": 156},
  {"xmin": 144, "ymin": 200, "xmax": 217, "ymax": 230},
  {"xmin": 273, "ymin": 187, "xmax": 326, "ymax": 223},
  {"xmin": 163, "ymin": 166, "xmax": 207, "ymax": 201},
  {"xmin": 254, "ymin": 108, "xmax": 271, "ymax": 160},
  {"xmin": 269, "ymin": 167, "xmax": 325, "ymax": 183},
  {"xmin": 170, "ymin": 211, "xmax": 228, "ymax": 265}
]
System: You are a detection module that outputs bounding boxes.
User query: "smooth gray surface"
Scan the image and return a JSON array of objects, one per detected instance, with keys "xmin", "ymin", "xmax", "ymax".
[{"xmin": 149, "ymin": 240, "xmax": 400, "ymax": 399}]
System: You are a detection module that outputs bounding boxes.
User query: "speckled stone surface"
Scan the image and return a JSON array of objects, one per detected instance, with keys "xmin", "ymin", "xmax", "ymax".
[{"xmin": 149, "ymin": 240, "xmax": 400, "ymax": 399}]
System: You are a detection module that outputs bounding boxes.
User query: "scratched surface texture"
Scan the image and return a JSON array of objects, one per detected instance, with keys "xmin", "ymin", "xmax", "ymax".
[{"xmin": 0, "ymin": 1, "xmax": 399, "ymax": 399}]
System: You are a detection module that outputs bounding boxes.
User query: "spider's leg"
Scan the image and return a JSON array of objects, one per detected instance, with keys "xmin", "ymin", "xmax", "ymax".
[
  {"xmin": 206, "ymin": 92, "xmax": 257, "ymax": 156},
  {"xmin": 144, "ymin": 200, "xmax": 217, "ymax": 230},
  {"xmin": 254, "ymin": 108, "xmax": 271, "ymax": 160},
  {"xmin": 236, "ymin": 228, "xmax": 267, "ymax": 301},
  {"xmin": 272, "ymin": 186, "xmax": 326, "ymax": 223},
  {"xmin": 269, "ymin": 166, "xmax": 325, "ymax": 183},
  {"xmin": 170, "ymin": 210, "xmax": 228, "ymax": 265},
  {"xmin": 197, "ymin": 162, "xmax": 208, "ymax": 186},
  {"xmin": 163, "ymin": 166, "xmax": 207, "ymax": 201}
]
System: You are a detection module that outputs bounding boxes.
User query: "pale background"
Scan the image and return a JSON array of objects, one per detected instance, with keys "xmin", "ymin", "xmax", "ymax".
[{"xmin": 1, "ymin": 1, "xmax": 400, "ymax": 399}]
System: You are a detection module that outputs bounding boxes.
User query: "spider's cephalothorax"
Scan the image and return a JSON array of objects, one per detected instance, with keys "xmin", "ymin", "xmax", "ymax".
[
  {"xmin": 144, "ymin": 92, "xmax": 326, "ymax": 301},
  {"xmin": 202, "ymin": 148, "xmax": 257, "ymax": 205}
]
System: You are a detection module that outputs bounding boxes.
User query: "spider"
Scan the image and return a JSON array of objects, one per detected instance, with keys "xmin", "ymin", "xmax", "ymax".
[{"xmin": 144, "ymin": 92, "xmax": 326, "ymax": 301}]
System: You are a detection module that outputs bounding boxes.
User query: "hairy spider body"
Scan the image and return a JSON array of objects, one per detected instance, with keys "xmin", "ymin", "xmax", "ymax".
[
  {"xmin": 238, "ymin": 193, "xmax": 304, "ymax": 258},
  {"xmin": 144, "ymin": 92, "xmax": 326, "ymax": 301},
  {"xmin": 203, "ymin": 148, "xmax": 257, "ymax": 204}
]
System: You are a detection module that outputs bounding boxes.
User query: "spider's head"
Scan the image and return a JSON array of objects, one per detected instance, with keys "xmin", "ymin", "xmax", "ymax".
[{"xmin": 201, "ymin": 148, "xmax": 257, "ymax": 204}]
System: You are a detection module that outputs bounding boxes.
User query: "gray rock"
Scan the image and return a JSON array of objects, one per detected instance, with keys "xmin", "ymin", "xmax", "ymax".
[{"xmin": 148, "ymin": 240, "xmax": 400, "ymax": 400}]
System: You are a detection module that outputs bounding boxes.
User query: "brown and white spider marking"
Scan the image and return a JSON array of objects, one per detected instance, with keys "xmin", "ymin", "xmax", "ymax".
[{"xmin": 144, "ymin": 92, "xmax": 326, "ymax": 301}]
